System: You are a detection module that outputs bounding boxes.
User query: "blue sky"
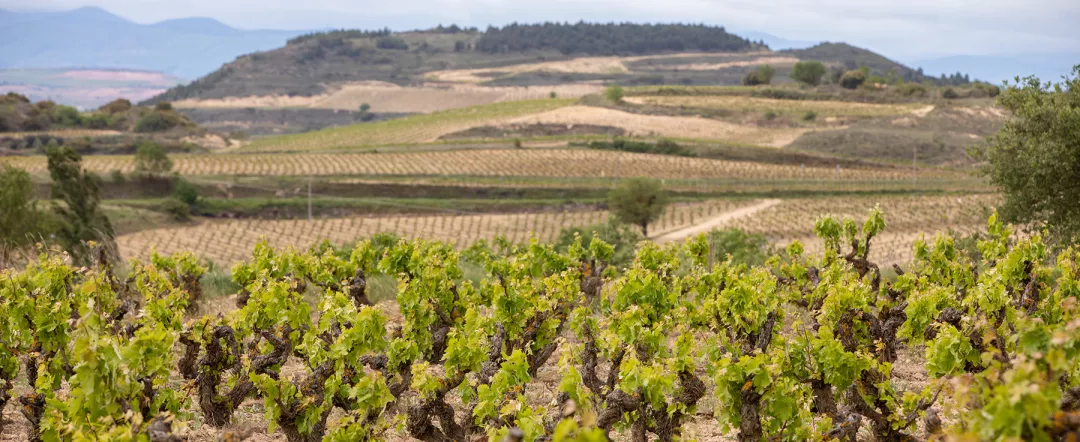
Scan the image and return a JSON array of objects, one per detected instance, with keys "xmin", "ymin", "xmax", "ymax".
[{"xmin": 6, "ymin": 0, "xmax": 1079, "ymax": 60}]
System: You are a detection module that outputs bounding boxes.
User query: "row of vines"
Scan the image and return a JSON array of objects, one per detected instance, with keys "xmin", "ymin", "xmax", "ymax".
[{"xmin": 2, "ymin": 209, "xmax": 1080, "ymax": 441}]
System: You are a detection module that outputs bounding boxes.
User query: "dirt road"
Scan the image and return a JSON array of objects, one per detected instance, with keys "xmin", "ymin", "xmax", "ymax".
[{"xmin": 651, "ymin": 199, "xmax": 782, "ymax": 244}]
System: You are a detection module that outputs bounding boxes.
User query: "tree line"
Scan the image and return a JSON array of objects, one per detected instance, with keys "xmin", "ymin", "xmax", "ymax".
[{"xmin": 474, "ymin": 22, "xmax": 760, "ymax": 55}]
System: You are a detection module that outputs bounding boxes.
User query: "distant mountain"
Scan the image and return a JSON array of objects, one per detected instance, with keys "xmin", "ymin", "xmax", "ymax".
[
  {"xmin": 737, "ymin": 31, "xmax": 819, "ymax": 50},
  {"xmin": 0, "ymin": 7, "xmax": 306, "ymax": 79},
  {"xmin": 909, "ymin": 53, "xmax": 1080, "ymax": 85}
]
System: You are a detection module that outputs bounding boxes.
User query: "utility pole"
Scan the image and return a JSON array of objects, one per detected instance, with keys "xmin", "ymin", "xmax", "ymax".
[{"xmin": 307, "ymin": 178, "xmax": 313, "ymax": 221}]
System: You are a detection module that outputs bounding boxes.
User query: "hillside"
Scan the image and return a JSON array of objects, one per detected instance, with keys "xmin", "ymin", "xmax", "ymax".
[
  {"xmin": 149, "ymin": 22, "xmax": 766, "ymax": 102},
  {"xmin": 0, "ymin": 7, "xmax": 304, "ymax": 79},
  {"xmin": 784, "ymin": 42, "xmax": 931, "ymax": 82}
]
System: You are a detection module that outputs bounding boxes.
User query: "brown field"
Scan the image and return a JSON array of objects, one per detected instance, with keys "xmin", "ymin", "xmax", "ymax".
[
  {"xmin": 624, "ymin": 95, "xmax": 926, "ymax": 117},
  {"xmin": 0, "ymin": 148, "xmax": 963, "ymax": 181},
  {"xmin": 635, "ymin": 55, "xmax": 800, "ymax": 71},
  {"xmin": 174, "ymin": 83, "xmax": 602, "ymax": 113},
  {"xmin": 116, "ymin": 199, "xmax": 754, "ymax": 264},
  {"xmin": 504, "ymin": 105, "xmax": 811, "ymax": 146}
]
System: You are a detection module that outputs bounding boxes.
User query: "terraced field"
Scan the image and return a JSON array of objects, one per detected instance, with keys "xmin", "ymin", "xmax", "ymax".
[
  {"xmin": 116, "ymin": 199, "xmax": 753, "ymax": 264},
  {"xmin": 242, "ymin": 99, "xmax": 575, "ymax": 151},
  {"xmin": 624, "ymin": 95, "xmax": 927, "ymax": 118},
  {"xmin": 0, "ymin": 148, "xmax": 970, "ymax": 183}
]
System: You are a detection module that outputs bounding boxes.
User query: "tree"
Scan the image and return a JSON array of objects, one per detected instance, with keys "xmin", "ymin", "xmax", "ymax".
[
  {"xmin": 0, "ymin": 165, "xmax": 51, "ymax": 265},
  {"xmin": 46, "ymin": 145, "xmax": 115, "ymax": 265},
  {"xmin": 608, "ymin": 177, "xmax": 668, "ymax": 236},
  {"xmin": 974, "ymin": 66, "xmax": 1080, "ymax": 243},
  {"xmin": 134, "ymin": 141, "xmax": 173, "ymax": 175},
  {"xmin": 604, "ymin": 84, "xmax": 624, "ymax": 103},
  {"xmin": 791, "ymin": 60, "xmax": 826, "ymax": 86}
]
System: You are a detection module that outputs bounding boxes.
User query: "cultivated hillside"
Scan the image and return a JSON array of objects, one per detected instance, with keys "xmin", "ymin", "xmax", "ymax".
[{"xmin": 150, "ymin": 23, "xmax": 943, "ymax": 106}]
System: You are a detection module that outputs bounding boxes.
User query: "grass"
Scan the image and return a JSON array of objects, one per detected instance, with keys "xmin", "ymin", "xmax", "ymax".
[{"xmin": 243, "ymin": 98, "xmax": 576, "ymax": 152}]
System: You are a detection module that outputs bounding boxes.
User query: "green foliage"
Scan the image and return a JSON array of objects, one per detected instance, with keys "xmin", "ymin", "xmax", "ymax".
[
  {"xmin": 161, "ymin": 198, "xmax": 191, "ymax": 221},
  {"xmin": 604, "ymin": 84, "xmax": 624, "ymax": 103},
  {"xmin": 706, "ymin": 227, "xmax": 772, "ymax": 266},
  {"xmin": 0, "ymin": 165, "xmax": 51, "ymax": 262},
  {"xmin": 45, "ymin": 145, "xmax": 115, "ymax": 265},
  {"xmin": 791, "ymin": 60, "xmax": 827, "ymax": 86},
  {"xmin": 840, "ymin": 69, "xmax": 867, "ymax": 89},
  {"xmin": 474, "ymin": 22, "xmax": 756, "ymax": 55},
  {"xmin": 974, "ymin": 66, "xmax": 1080, "ymax": 243},
  {"xmin": 375, "ymin": 36, "xmax": 409, "ymax": 50},
  {"xmin": 742, "ymin": 64, "xmax": 776, "ymax": 86},
  {"xmin": 172, "ymin": 177, "xmax": 199, "ymax": 207},
  {"xmin": 556, "ymin": 219, "xmax": 643, "ymax": 269},
  {"xmin": 607, "ymin": 177, "xmax": 668, "ymax": 236},
  {"xmin": 942, "ymin": 87, "xmax": 960, "ymax": 99},
  {"xmin": 134, "ymin": 140, "xmax": 173, "ymax": 175},
  {"xmin": 586, "ymin": 138, "xmax": 692, "ymax": 156},
  {"xmin": 802, "ymin": 110, "xmax": 817, "ymax": 121}
]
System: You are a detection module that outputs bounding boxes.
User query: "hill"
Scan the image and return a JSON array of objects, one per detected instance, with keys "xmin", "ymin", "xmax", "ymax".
[
  {"xmin": 149, "ymin": 22, "xmax": 766, "ymax": 102},
  {"xmin": 784, "ymin": 42, "xmax": 931, "ymax": 82},
  {"xmin": 0, "ymin": 7, "xmax": 305, "ymax": 79},
  {"xmin": 910, "ymin": 53, "xmax": 1080, "ymax": 85}
]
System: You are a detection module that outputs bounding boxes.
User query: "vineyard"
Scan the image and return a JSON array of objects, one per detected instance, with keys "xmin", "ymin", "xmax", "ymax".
[
  {"xmin": 241, "ymin": 99, "xmax": 575, "ymax": 152},
  {"xmin": 116, "ymin": 200, "xmax": 754, "ymax": 264},
  {"xmin": 3, "ymin": 208, "xmax": 1080, "ymax": 442},
  {"xmin": 0, "ymin": 149, "xmax": 973, "ymax": 183}
]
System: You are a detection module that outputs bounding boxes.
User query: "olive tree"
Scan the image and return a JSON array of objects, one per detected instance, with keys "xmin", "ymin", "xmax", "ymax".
[
  {"xmin": 974, "ymin": 66, "xmax": 1080, "ymax": 243},
  {"xmin": 608, "ymin": 177, "xmax": 668, "ymax": 236}
]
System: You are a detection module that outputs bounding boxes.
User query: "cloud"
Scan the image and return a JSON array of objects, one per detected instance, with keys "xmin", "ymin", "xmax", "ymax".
[{"xmin": 8, "ymin": 0, "xmax": 1080, "ymax": 58}]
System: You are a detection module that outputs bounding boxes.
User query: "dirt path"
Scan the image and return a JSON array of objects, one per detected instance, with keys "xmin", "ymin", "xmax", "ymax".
[{"xmin": 651, "ymin": 199, "xmax": 782, "ymax": 244}]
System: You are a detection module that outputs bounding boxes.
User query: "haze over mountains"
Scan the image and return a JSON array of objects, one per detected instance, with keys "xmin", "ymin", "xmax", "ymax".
[{"xmin": 0, "ymin": 6, "xmax": 305, "ymax": 79}]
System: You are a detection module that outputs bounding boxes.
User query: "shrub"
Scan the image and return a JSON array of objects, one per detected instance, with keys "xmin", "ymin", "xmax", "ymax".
[
  {"xmin": 706, "ymin": 227, "xmax": 772, "ymax": 266},
  {"xmin": 172, "ymin": 178, "xmax": 199, "ymax": 207},
  {"xmin": 802, "ymin": 111, "xmax": 817, "ymax": 121},
  {"xmin": 587, "ymin": 138, "xmax": 693, "ymax": 156},
  {"xmin": 791, "ymin": 60, "xmax": 826, "ymax": 86},
  {"xmin": 895, "ymin": 83, "xmax": 928, "ymax": 97},
  {"xmin": 604, "ymin": 84, "xmax": 624, "ymax": 103},
  {"xmin": 109, "ymin": 169, "xmax": 126, "ymax": 183},
  {"xmin": 99, "ymin": 98, "xmax": 132, "ymax": 114},
  {"xmin": 741, "ymin": 64, "xmax": 776, "ymax": 86},
  {"xmin": 549, "ymin": 91, "xmax": 557, "ymax": 99},
  {"xmin": 375, "ymin": 37, "xmax": 409, "ymax": 50},
  {"xmin": 840, "ymin": 69, "xmax": 867, "ymax": 89},
  {"xmin": 84, "ymin": 112, "xmax": 111, "ymax": 129},
  {"xmin": 764, "ymin": 110, "xmax": 778, "ymax": 120},
  {"xmin": 154, "ymin": 102, "xmax": 174, "ymax": 112},
  {"xmin": 359, "ymin": 103, "xmax": 371, "ymax": 112},
  {"xmin": 162, "ymin": 198, "xmax": 191, "ymax": 221},
  {"xmin": 134, "ymin": 112, "xmax": 177, "ymax": 133},
  {"xmin": 942, "ymin": 88, "xmax": 960, "ymax": 99},
  {"xmin": 134, "ymin": 141, "xmax": 173, "ymax": 175},
  {"xmin": 512, "ymin": 138, "xmax": 523, "ymax": 148}
]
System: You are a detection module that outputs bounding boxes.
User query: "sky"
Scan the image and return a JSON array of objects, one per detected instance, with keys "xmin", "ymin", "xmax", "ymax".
[{"xmin": 5, "ymin": 0, "xmax": 1080, "ymax": 60}]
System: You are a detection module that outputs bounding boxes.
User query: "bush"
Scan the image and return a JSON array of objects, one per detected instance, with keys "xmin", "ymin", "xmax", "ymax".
[
  {"xmin": 359, "ymin": 103, "xmax": 371, "ymax": 112},
  {"xmin": 840, "ymin": 69, "xmax": 867, "ymax": 89},
  {"xmin": 943, "ymin": 88, "xmax": 960, "ymax": 99},
  {"xmin": 587, "ymin": 138, "xmax": 693, "ymax": 156},
  {"xmin": 99, "ymin": 98, "xmax": 132, "ymax": 114},
  {"xmin": 172, "ymin": 178, "xmax": 199, "ymax": 207},
  {"xmin": 706, "ymin": 227, "xmax": 772, "ymax": 266},
  {"xmin": 741, "ymin": 64, "xmax": 776, "ymax": 86},
  {"xmin": 549, "ymin": 91, "xmax": 557, "ymax": 99},
  {"xmin": 162, "ymin": 198, "xmax": 191, "ymax": 221},
  {"xmin": 376, "ymin": 37, "xmax": 409, "ymax": 50},
  {"xmin": 608, "ymin": 177, "xmax": 668, "ymax": 236},
  {"xmin": 134, "ymin": 112, "xmax": 179, "ymax": 133},
  {"xmin": 109, "ymin": 169, "xmax": 126, "ymax": 183},
  {"xmin": 802, "ymin": 111, "xmax": 817, "ymax": 121},
  {"xmin": 134, "ymin": 141, "xmax": 173, "ymax": 175},
  {"xmin": 895, "ymin": 83, "xmax": 928, "ymax": 98},
  {"xmin": 791, "ymin": 60, "xmax": 827, "ymax": 86},
  {"xmin": 764, "ymin": 110, "xmax": 778, "ymax": 120},
  {"xmin": 84, "ymin": 112, "xmax": 111, "ymax": 129},
  {"xmin": 604, "ymin": 84, "xmax": 624, "ymax": 103},
  {"xmin": 154, "ymin": 102, "xmax": 174, "ymax": 112}
]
